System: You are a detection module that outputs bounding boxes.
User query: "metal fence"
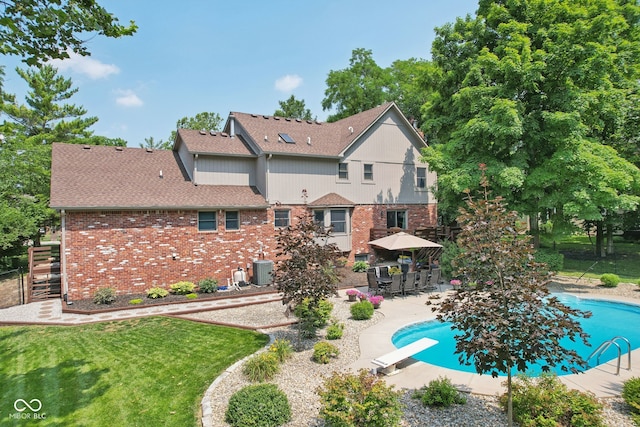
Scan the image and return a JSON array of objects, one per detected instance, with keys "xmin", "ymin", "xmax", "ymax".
[{"xmin": 0, "ymin": 267, "xmax": 25, "ymax": 308}]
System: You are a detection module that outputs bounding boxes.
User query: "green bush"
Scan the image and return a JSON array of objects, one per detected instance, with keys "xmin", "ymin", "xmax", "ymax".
[
  {"xmin": 534, "ymin": 248, "xmax": 564, "ymax": 272},
  {"xmin": 294, "ymin": 298, "xmax": 334, "ymax": 338},
  {"xmin": 317, "ymin": 369, "xmax": 403, "ymax": 427},
  {"xmin": 185, "ymin": 293, "xmax": 198, "ymax": 299},
  {"xmin": 93, "ymin": 288, "xmax": 116, "ymax": 305},
  {"xmin": 268, "ymin": 339, "xmax": 293, "ymax": 363},
  {"xmin": 623, "ymin": 377, "xmax": 640, "ymax": 425},
  {"xmin": 313, "ymin": 341, "xmax": 339, "ymax": 364},
  {"xmin": 169, "ymin": 280, "xmax": 196, "ymax": 295},
  {"xmin": 351, "ymin": 260, "xmax": 369, "ymax": 272},
  {"xmin": 500, "ymin": 374, "xmax": 604, "ymax": 427},
  {"xmin": 225, "ymin": 383, "xmax": 291, "ymax": 427},
  {"xmin": 242, "ymin": 352, "xmax": 280, "ymax": 382},
  {"xmin": 350, "ymin": 300, "xmax": 374, "ymax": 320},
  {"xmin": 129, "ymin": 298, "xmax": 143, "ymax": 305},
  {"xmin": 440, "ymin": 240, "xmax": 461, "ymax": 279},
  {"xmin": 146, "ymin": 287, "xmax": 169, "ymax": 299},
  {"xmin": 412, "ymin": 376, "xmax": 466, "ymax": 407},
  {"xmin": 198, "ymin": 277, "xmax": 218, "ymax": 293},
  {"xmin": 326, "ymin": 319, "xmax": 344, "ymax": 340},
  {"xmin": 600, "ymin": 273, "xmax": 620, "ymax": 288}
]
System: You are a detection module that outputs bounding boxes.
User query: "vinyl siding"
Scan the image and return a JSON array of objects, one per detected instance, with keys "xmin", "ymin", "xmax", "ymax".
[{"xmin": 194, "ymin": 157, "xmax": 255, "ymax": 186}]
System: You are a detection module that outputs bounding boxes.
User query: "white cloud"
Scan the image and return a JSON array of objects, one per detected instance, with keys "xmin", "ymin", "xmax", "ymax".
[
  {"xmin": 274, "ymin": 74, "xmax": 303, "ymax": 92},
  {"xmin": 49, "ymin": 52, "xmax": 120, "ymax": 79},
  {"xmin": 115, "ymin": 89, "xmax": 143, "ymax": 107}
]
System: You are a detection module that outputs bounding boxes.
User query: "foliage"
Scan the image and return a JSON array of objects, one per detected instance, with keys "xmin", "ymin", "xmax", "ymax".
[
  {"xmin": 92, "ymin": 288, "xmax": 116, "ymax": 305},
  {"xmin": 225, "ymin": 383, "xmax": 291, "ymax": 427},
  {"xmin": 129, "ymin": 298, "xmax": 143, "ymax": 305},
  {"xmin": 500, "ymin": 374, "xmax": 604, "ymax": 427},
  {"xmin": 169, "ymin": 281, "xmax": 196, "ymax": 295},
  {"xmin": 0, "ymin": 0, "xmax": 137, "ymax": 66},
  {"xmin": 599, "ymin": 273, "xmax": 620, "ymax": 288},
  {"xmin": 420, "ymin": 0, "xmax": 640, "ymax": 235},
  {"xmin": 439, "ymin": 240, "xmax": 460, "ymax": 279},
  {"xmin": 533, "ymin": 248, "xmax": 564, "ymax": 273},
  {"xmin": 198, "ymin": 278, "xmax": 218, "ymax": 293},
  {"xmin": 317, "ymin": 369, "xmax": 403, "ymax": 427},
  {"xmin": 351, "ymin": 261, "xmax": 369, "ymax": 272},
  {"xmin": 274, "ymin": 211, "xmax": 340, "ymax": 314},
  {"xmin": 326, "ymin": 319, "xmax": 345, "ymax": 340},
  {"xmin": 293, "ymin": 297, "xmax": 334, "ymax": 338},
  {"xmin": 350, "ymin": 300, "xmax": 374, "ymax": 320},
  {"xmin": 412, "ymin": 376, "xmax": 467, "ymax": 408},
  {"xmin": 268, "ymin": 339, "xmax": 294, "ymax": 363},
  {"xmin": 430, "ymin": 167, "xmax": 591, "ymax": 424},
  {"xmin": 185, "ymin": 293, "xmax": 198, "ymax": 299},
  {"xmin": 242, "ymin": 352, "xmax": 280, "ymax": 382},
  {"xmin": 0, "ymin": 317, "xmax": 268, "ymax": 426},
  {"xmin": 146, "ymin": 287, "xmax": 169, "ymax": 299},
  {"xmin": 313, "ymin": 341, "xmax": 339, "ymax": 364},
  {"xmin": 622, "ymin": 377, "xmax": 640, "ymax": 425},
  {"xmin": 345, "ymin": 289, "xmax": 359, "ymax": 296},
  {"xmin": 274, "ymin": 95, "xmax": 313, "ymax": 120},
  {"xmin": 368, "ymin": 295, "xmax": 384, "ymax": 305}
]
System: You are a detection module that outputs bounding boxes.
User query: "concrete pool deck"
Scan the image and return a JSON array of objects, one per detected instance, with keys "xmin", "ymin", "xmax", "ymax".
[{"xmin": 348, "ymin": 287, "xmax": 640, "ymax": 398}]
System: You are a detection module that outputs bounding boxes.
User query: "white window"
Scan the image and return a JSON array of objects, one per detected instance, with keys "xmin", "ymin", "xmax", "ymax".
[
  {"xmin": 225, "ymin": 211, "xmax": 239, "ymax": 230},
  {"xmin": 331, "ymin": 209, "xmax": 346, "ymax": 233},
  {"xmin": 363, "ymin": 164, "xmax": 373, "ymax": 181},
  {"xmin": 338, "ymin": 163, "xmax": 348, "ymax": 180},
  {"xmin": 417, "ymin": 167, "xmax": 426, "ymax": 189},
  {"xmin": 198, "ymin": 211, "xmax": 217, "ymax": 231},
  {"xmin": 274, "ymin": 210, "xmax": 290, "ymax": 227}
]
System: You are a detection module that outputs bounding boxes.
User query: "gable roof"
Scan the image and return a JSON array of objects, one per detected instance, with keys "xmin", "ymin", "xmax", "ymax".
[
  {"xmin": 50, "ymin": 143, "xmax": 268, "ymax": 210},
  {"xmin": 224, "ymin": 102, "xmax": 426, "ymax": 158},
  {"xmin": 309, "ymin": 193, "xmax": 355, "ymax": 207},
  {"xmin": 176, "ymin": 129, "xmax": 256, "ymax": 157}
]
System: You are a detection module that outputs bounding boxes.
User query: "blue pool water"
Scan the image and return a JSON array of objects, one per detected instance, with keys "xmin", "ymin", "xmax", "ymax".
[{"xmin": 391, "ymin": 294, "xmax": 640, "ymax": 376}]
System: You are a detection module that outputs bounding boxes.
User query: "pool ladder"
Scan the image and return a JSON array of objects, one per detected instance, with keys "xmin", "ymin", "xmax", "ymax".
[{"xmin": 586, "ymin": 336, "xmax": 631, "ymax": 375}]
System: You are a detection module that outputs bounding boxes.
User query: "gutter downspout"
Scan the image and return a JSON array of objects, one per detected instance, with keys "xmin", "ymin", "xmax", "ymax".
[
  {"xmin": 266, "ymin": 153, "xmax": 272, "ymax": 202},
  {"xmin": 60, "ymin": 209, "xmax": 68, "ymax": 302}
]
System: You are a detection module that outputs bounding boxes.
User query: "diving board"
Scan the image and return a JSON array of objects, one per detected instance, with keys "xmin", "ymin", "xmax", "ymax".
[{"xmin": 372, "ymin": 337, "xmax": 439, "ymax": 375}]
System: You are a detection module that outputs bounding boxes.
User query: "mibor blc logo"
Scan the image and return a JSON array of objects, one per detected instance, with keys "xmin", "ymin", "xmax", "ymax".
[{"xmin": 10, "ymin": 398, "xmax": 46, "ymax": 420}]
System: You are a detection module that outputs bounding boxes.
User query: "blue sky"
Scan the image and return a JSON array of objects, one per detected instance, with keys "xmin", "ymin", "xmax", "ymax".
[{"xmin": 3, "ymin": 0, "xmax": 478, "ymax": 147}]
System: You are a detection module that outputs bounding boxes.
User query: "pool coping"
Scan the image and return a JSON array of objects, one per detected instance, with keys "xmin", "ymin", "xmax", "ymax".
[{"xmin": 347, "ymin": 289, "xmax": 640, "ymax": 398}]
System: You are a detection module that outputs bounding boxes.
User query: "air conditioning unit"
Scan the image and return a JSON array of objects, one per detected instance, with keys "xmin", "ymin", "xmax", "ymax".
[{"xmin": 253, "ymin": 260, "xmax": 273, "ymax": 286}]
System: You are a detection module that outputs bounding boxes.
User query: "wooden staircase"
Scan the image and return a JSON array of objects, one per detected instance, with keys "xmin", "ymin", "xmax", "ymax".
[{"xmin": 28, "ymin": 245, "xmax": 62, "ymax": 302}]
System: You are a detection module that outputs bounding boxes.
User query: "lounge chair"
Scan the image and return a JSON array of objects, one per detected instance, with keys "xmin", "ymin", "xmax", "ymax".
[{"xmin": 403, "ymin": 272, "xmax": 418, "ymax": 295}]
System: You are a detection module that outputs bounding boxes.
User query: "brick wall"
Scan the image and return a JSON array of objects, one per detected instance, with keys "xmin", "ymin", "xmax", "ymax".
[{"xmin": 63, "ymin": 203, "xmax": 437, "ymax": 300}]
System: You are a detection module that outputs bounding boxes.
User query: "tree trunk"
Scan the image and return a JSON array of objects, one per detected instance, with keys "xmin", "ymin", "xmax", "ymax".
[
  {"xmin": 529, "ymin": 214, "xmax": 539, "ymax": 248},
  {"xmin": 507, "ymin": 370, "xmax": 513, "ymax": 427},
  {"xmin": 606, "ymin": 223, "xmax": 614, "ymax": 255},
  {"xmin": 596, "ymin": 221, "xmax": 605, "ymax": 258}
]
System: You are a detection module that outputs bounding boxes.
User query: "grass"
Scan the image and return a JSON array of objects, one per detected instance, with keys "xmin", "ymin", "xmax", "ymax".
[
  {"xmin": 0, "ymin": 317, "xmax": 269, "ymax": 426},
  {"xmin": 541, "ymin": 233, "xmax": 640, "ymax": 282}
]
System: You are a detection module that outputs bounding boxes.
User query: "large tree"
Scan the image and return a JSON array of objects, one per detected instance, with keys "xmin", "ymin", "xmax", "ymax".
[
  {"xmin": 0, "ymin": 0, "xmax": 137, "ymax": 66},
  {"xmin": 420, "ymin": 0, "xmax": 640, "ymax": 247},
  {"xmin": 274, "ymin": 95, "xmax": 313, "ymax": 120},
  {"xmin": 430, "ymin": 167, "xmax": 591, "ymax": 426}
]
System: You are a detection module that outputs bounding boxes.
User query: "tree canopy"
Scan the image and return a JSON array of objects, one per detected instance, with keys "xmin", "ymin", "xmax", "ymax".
[
  {"xmin": 0, "ymin": 0, "xmax": 137, "ymax": 66},
  {"xmin": 274, "ymin": 95, "xmax": 313, "ymax": 120},
  {"xmin": 145, "ymin": 112, "xmax": 225, "ymax": 150},
  {"xmin": 420, "ymin": 0, "xmax": 640, "ymax": 237}
]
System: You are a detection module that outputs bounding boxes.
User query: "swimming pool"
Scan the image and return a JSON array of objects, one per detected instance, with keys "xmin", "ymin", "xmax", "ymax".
[{"xmin": 391, "ymin": 294, "xmax": 640, "ymax": 376}]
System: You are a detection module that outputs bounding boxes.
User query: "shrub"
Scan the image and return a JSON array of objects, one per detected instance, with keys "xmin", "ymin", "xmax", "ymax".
[
  {"xmin": 146, "ymin": 287, "xmax": 169, "ymax": 299},
  {"xmin": 294, "ymin": 298, "xmax": 334, "ymax": 338},
  {"xmin": 313, "ymin": 341, "xmax": 339, "ymax": 364},
  {"xmin": 268, "ymin": 339, "xmax": 293, "ymax": 363},
  {"xmin": 500, "ymin": 374, "xmax": 604, "ymax": 427},
  {"xmin": 350, "ymin": 300, "xmax": 374, "ymax": 320},
  {"xmin": 93, "ymin": 288, "xmax": 116, "ymax": 305},
  {"xmin": 440, "ymin": 240, "xmax": 461, "ymax": 279},
  {"xmin": 185, "ymin": 293, "xmax": 198, "ymax": 299},
  {"xmin": 242, "ymin": 352, "xmax": 280, "ymax": 382},
  {"xmin": 129, "ymin": 298, "xmax": 143, "ymax": 305},
  {"xmin": 317, "ymin": 369, "xmax": 403, "ymax": 427},
  {"xmin": 225, "ymin": 383, "xmax": 291, "ymax": 427},
  {"xmin": 169, "ymin": 280, "xmax": 196, "ymax": 295},
  {"xmin": 198, "ymin": 277, "xmax": 218, "ymax": 293},
  {"xmin": 326, "ymin": 319, "xmax": 344, "ymax": 340},
  {"xmin": 534, "ymin": 248, "xmax": 564, "ymax": 272},
  {"xmin": 600, "ymin": 273, "xmax": 620, "ymax": 288},
  {"xmin": 412, "ymin": 376, "xmax": 466, "ymax": 407},
  {"xmin": 623, "ymin": 377, "xmax": 640, "ymax": 425},
  {"xmin": 351, "ymin": 260, "xmax": 369, "ymax": 272}
]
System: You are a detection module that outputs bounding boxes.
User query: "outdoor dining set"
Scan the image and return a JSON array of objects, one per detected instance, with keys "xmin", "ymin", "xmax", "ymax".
[{"xmin": 366, "ymin": 265, "xmax": 443, "ymax": 297}]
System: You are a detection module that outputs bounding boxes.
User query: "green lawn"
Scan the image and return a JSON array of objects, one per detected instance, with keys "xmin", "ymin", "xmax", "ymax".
[
  {"xmin": 0, "ymin": 317, "xmax": 269, "ymax": 426},
  {"xmin": 541, "ymin": 234, "xmax": 640, "ymax": 282}
]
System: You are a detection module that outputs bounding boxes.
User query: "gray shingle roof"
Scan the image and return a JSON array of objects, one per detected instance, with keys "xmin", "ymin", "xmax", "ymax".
[{"xmin": 50, "ymin": 143, "xmax": 268, "ymax": 210}]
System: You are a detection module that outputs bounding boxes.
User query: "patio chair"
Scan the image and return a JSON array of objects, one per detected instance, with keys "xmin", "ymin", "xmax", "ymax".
[
  {"xmin": 418, "ymin": 271, "xmax": 436, "ymax": 292},
  {"xmin": 387, "ymin": 274, "xmax": 403, "ymax": 298},
  {"xmin": 403, "ymin": 271, "xmax": 418, "ymax": 295},
  {"xmin": 366, "ymin": 270, "xmax": 381, "ymax": 295},
  {"xmin": 429, "ymin": 268, "xmax": 442, "ymax": 291}
]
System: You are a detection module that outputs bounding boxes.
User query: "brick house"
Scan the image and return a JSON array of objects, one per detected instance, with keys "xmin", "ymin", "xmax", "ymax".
[{"xmin": 50, "ymin": 102, "xmax": 437, "ymax": 301}]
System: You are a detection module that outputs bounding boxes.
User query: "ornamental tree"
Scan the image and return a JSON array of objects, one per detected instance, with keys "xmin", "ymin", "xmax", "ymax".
[{"xmin": 430, "ymin": 166, "xmax": 591, "ymax": 426}]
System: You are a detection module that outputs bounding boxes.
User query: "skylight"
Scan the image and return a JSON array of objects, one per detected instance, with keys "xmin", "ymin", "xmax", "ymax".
[{"xmin": 279, "ymin": 133, "xmax": 295, "ymax": 144}]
